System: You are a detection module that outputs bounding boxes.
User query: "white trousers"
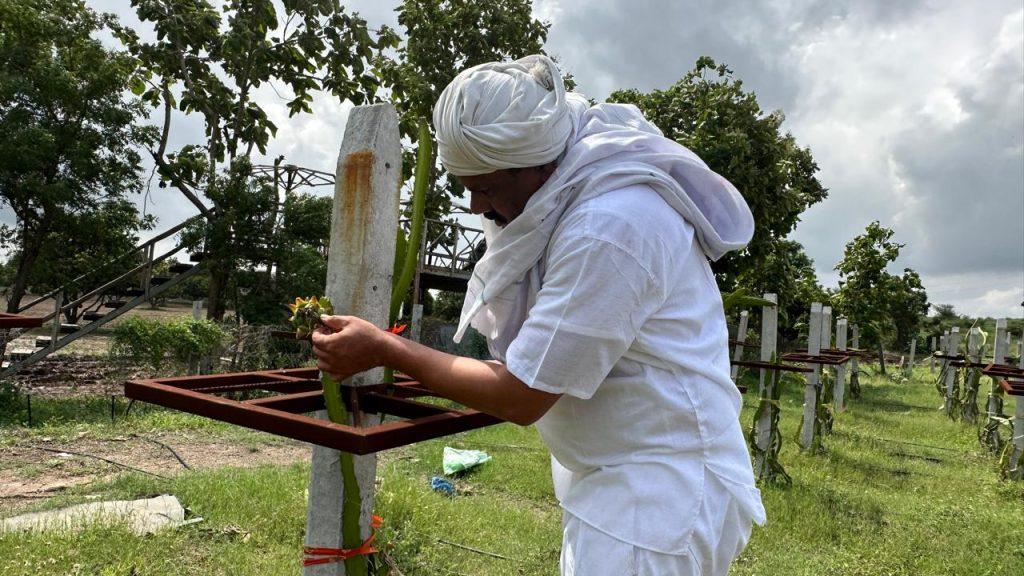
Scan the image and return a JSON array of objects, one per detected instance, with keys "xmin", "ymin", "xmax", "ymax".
[{"xmin": 559, "ymin": 472, "xmax": 754, "ymax": 576}]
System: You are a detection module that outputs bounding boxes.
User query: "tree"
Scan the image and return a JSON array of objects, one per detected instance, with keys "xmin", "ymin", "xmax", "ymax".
[
  {"xmin": 117, "ymin": 0, "xmax": 398, "ymax": 320},
  {"xmin": 833, "ymin": 221, "xmax": 929, "ymax": 372},
  {"xmin": 0, "ymin": 0, "xmax": 154, "ymax": 312},
  {"xmin": 608, "ymin": 58, "xmax": 828, "ymax": 291},
  {"xmin": 888, "ymin": 268, "xmax": 929, "ymax": 349}
]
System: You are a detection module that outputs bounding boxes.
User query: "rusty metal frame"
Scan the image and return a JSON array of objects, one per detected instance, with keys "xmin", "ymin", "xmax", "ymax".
[
  {"xmin": 731, "ymin": 359, "xmax": 813, "ymax": 374},
  {"xmin": 781, "ymin": 351, "xmax": 851, "ymax": 366},
  {"xmin": 999, "ymin": 379, "xmax": 1024, "ymax": 396},
  {"xmin": 729, "ymin": 359, "xmax": 813, "ymax": 395},
  {"xmin": 125, "ymin": 368, "xmax": 502, "ymax": 455},
  {"xmin": 0, "ymin": 312, "xmax": 44, "ymax": 329}
]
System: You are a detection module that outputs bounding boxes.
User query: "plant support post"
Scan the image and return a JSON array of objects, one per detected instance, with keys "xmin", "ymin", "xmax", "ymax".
[
  {"xmin": 753, "ymin": 293, "xmax": 778, "ymax": 476},
  {"xmin": 943, "ymin": 327, "xmax": 962, "ymax": 418},
  {"xmin": 731, "ymin": 310, "xmax": 749, "ymax": 382},
  {"xmin": 834, "ymin": 318, "xmax": 849, "ymax": 412},
  {"xmin": 303, "ymin": 103, "xmax": 401, "ymax": 576},
  {"xmin": 800, "ymin": 302, "xmax": 823, "ymax": 451}
]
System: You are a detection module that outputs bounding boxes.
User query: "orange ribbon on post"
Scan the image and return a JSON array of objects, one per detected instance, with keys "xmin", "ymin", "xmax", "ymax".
[{"xmin": 302, "ymin": 515, "xmax": 384, "ymax": 567}]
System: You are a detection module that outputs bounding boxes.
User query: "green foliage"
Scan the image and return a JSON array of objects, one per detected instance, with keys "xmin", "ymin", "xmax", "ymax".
[
  {"xmin": 608, "ymin": 58, "xmax": 828, "ymax": 291},
  {"xmin": 722, "ymin": 287, "xmax": 778, "ymax": 311},
  {"xmin": 921, "ymin": 304, "xmax": 1024, "ymax": 347},
  {"xmin": 110, "ymin": 316, "xmax": 227, "ymax": 371},
  {"xmin": 0, "ymin": 0, "xmax": 155, "ymax": 311},
  {"xmin": 432, "ymin": 290, "xmax": 466, "ymax": 322},
  {"xmin": 383, "ymin": 0, "xmax": 548, "ymax": 135}
]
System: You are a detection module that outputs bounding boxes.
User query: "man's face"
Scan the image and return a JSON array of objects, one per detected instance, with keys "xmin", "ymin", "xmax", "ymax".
[{"xmin": 457, "ymin": 163, "xmax": 557, "ymax": 227}]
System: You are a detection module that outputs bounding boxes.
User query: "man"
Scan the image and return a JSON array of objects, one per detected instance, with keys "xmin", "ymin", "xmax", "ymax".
[{"xmin": 312, "ymin": 54, "xmax": 765, "ymax": 575}]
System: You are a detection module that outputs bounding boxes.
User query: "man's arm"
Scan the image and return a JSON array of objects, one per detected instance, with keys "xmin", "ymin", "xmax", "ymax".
[{"xmin": 311, "ymin": 315, "xmax": 560, "ymax": 426}]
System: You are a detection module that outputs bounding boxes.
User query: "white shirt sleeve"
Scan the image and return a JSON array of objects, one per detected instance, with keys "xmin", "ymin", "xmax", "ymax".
[{"xmin": 504, "ymin": 209, "xmax": 665, "ymax": 399}]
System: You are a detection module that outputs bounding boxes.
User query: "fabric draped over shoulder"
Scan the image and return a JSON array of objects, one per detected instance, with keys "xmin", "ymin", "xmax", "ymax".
[{"xmin": 431, "ymin": 54, "xmax": 756, "ymax": 344}]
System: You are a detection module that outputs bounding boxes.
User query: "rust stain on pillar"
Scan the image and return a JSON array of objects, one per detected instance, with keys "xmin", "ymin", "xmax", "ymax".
[{"xmin": 340, "ymin": 149, "xmax": 376, "ymax": 313}]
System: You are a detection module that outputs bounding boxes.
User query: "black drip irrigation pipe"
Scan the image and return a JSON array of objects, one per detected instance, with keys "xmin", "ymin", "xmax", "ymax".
[
  {"xmin": 135, "ymin": 434, "xmax": 192, "ymax": 470},
  {"xmin": 21, "ymin": 444, "xmax": 170, "ymax": 480}
]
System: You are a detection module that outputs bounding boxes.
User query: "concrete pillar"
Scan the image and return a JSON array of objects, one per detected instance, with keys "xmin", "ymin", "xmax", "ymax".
[
  {"xmin": 943, "ymin": 327, "xmax": 962, "ymax": 417},
  {"xmin": 907, "ymin": 338, "xmax": 917, "ymax": 374},
  {"xmin": 930, "ymin": 336, "xmax": 937, "ymax": 372},
  {"xmin": 849, "ymin": 325, "xmax": 861, "ymax": 398},
  {"xmin": 754, "ymin": 293, "xmax": 778, "ymax": 476},
  {"xmin": 304, "ymin": 104, "xmax": 401, "ymax": 576},
  {"xmin": 800, "ymin": 302, "xmax": 823, "ymax": 451},
  {"xmin": 192, "ymin": 300, "xmax": 203, "ymax": 321},
  {"xmin": 1013, "ymin": 340, "xmax": 1024, "ymax": 478},
  {"xmin": 820, "ymin": 306, "xmax": 833, "ymax": 351},
  {"xmin": 731, "ymin": 310, "xmax": 749, "ymax": 382},
  {"xmin": 834, "ymin": 318, "xmax": 849, "ymax": 412},
  {"xmin": 987, "ymin": 319, "xmax": 1009, "ymax": 421}
]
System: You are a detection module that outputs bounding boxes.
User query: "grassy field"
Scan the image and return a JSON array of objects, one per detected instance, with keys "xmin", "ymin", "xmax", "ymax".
[{"xmin": 1, "ymin": 364, "xmax": 1022, "ymax": 575}]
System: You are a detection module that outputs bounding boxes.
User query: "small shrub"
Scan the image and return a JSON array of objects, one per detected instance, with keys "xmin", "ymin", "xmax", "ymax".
[{"xmin": 110, "ymin": 316, "xmax": 227, "ymax": 371}]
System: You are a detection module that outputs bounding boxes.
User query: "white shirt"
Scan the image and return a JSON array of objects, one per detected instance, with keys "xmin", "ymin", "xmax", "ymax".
[{"xmin": 494, "ymin": 184, "xmax": 766, "ymax": 555}]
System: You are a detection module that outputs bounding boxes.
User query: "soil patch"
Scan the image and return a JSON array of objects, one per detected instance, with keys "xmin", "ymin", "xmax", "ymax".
[{"xmin": 0, "ymin": 433, "xmax": 309, "ymax": 516}]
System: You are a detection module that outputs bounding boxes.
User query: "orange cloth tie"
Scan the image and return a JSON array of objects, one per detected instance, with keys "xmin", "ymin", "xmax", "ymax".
[{"xmin": 302, "ymin": 515, "xmax": 384, "ymax": 567}]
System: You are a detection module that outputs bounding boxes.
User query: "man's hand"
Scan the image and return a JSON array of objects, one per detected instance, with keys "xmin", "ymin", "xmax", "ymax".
[
  {"xmin": 311, "ymin": 315, "xmax": 392, "ymax": 381},
  {"xmin": 310, "ymin": 313, "xmax": 560, "ymax": 425}
]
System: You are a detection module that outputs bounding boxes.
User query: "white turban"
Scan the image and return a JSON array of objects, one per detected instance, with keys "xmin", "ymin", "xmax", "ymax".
[{"xmin": 433, "ymin": 54, "xmax": 587, "ymax": 176}]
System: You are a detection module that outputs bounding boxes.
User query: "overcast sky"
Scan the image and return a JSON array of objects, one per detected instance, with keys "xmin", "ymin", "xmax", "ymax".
[{"xmin": 8, "ymin": 1, "xmax": 1023, "ymax": 319}]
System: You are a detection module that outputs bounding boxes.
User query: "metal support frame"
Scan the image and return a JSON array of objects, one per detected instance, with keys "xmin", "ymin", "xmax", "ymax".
[{"xmin": 125, "ymin": 368, "xmax": 502, "ymax": 455}]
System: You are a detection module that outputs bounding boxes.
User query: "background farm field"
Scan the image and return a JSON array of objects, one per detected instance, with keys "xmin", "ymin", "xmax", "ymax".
[{"xmin": 1, "ymin": 366, "xmax": 1021, "ymax": 576}]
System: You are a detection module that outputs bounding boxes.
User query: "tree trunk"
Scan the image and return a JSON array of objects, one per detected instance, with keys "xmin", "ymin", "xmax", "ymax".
[
  {"xmin": 206, "ymin": 261, "xmax": 230, "ymax": 321},
  {"xmin": 6, "ymin": 232, "xmax": 44, "ymax": 313}
]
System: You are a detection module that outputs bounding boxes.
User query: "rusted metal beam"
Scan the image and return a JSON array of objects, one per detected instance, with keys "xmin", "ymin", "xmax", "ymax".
[
  {"xmin": 983, "ymin": 363, "xmax": 1024, "ymax": 382},
  {"xmin": 782, "ymin": 352, "xmax": 851, "ymax": 366},
  {"xmin": 1000, "ymin": 379, "xmax": 1024, "ymax": 397},
  {"xmin": 731, "ymin": 359, "xmax": 813, "ymax": 373},
  {"xmin": 123, "ymin": 371, "xmax": 503, "ymax": 455}
]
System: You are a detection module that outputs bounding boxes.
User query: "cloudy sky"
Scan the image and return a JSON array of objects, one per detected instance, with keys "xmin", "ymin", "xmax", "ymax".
[{"xmin": 10, "ymin": 0, "xmax": 1023, "ymax": 318}]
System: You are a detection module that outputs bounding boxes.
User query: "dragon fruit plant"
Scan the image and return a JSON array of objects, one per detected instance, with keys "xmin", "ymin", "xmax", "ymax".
[{"xmin": 288, "ymin": 295, "xmax": 368, "ymax": 575}]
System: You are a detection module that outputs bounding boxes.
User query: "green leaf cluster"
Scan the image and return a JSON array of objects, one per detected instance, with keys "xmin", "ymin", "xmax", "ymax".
[{"xmin": 110, "ymin": 316, "xmax": 227, "ymax": 371}]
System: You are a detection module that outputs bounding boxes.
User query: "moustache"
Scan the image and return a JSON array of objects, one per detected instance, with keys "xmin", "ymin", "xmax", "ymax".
[{"xmin": 483, "ymin": 211, "xmax": 508, "ymax": 226}]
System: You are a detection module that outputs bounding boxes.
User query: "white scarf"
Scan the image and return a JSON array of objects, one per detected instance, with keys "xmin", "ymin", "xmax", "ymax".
[{"xmin": 432, "ymin": 56, "xmax": 755, "ymax": 344}]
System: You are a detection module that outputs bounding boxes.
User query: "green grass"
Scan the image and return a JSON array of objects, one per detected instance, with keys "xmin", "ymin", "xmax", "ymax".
[{"xmin": 2, "ymin": 365, "xmax": 1023, "ymax": 575}]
